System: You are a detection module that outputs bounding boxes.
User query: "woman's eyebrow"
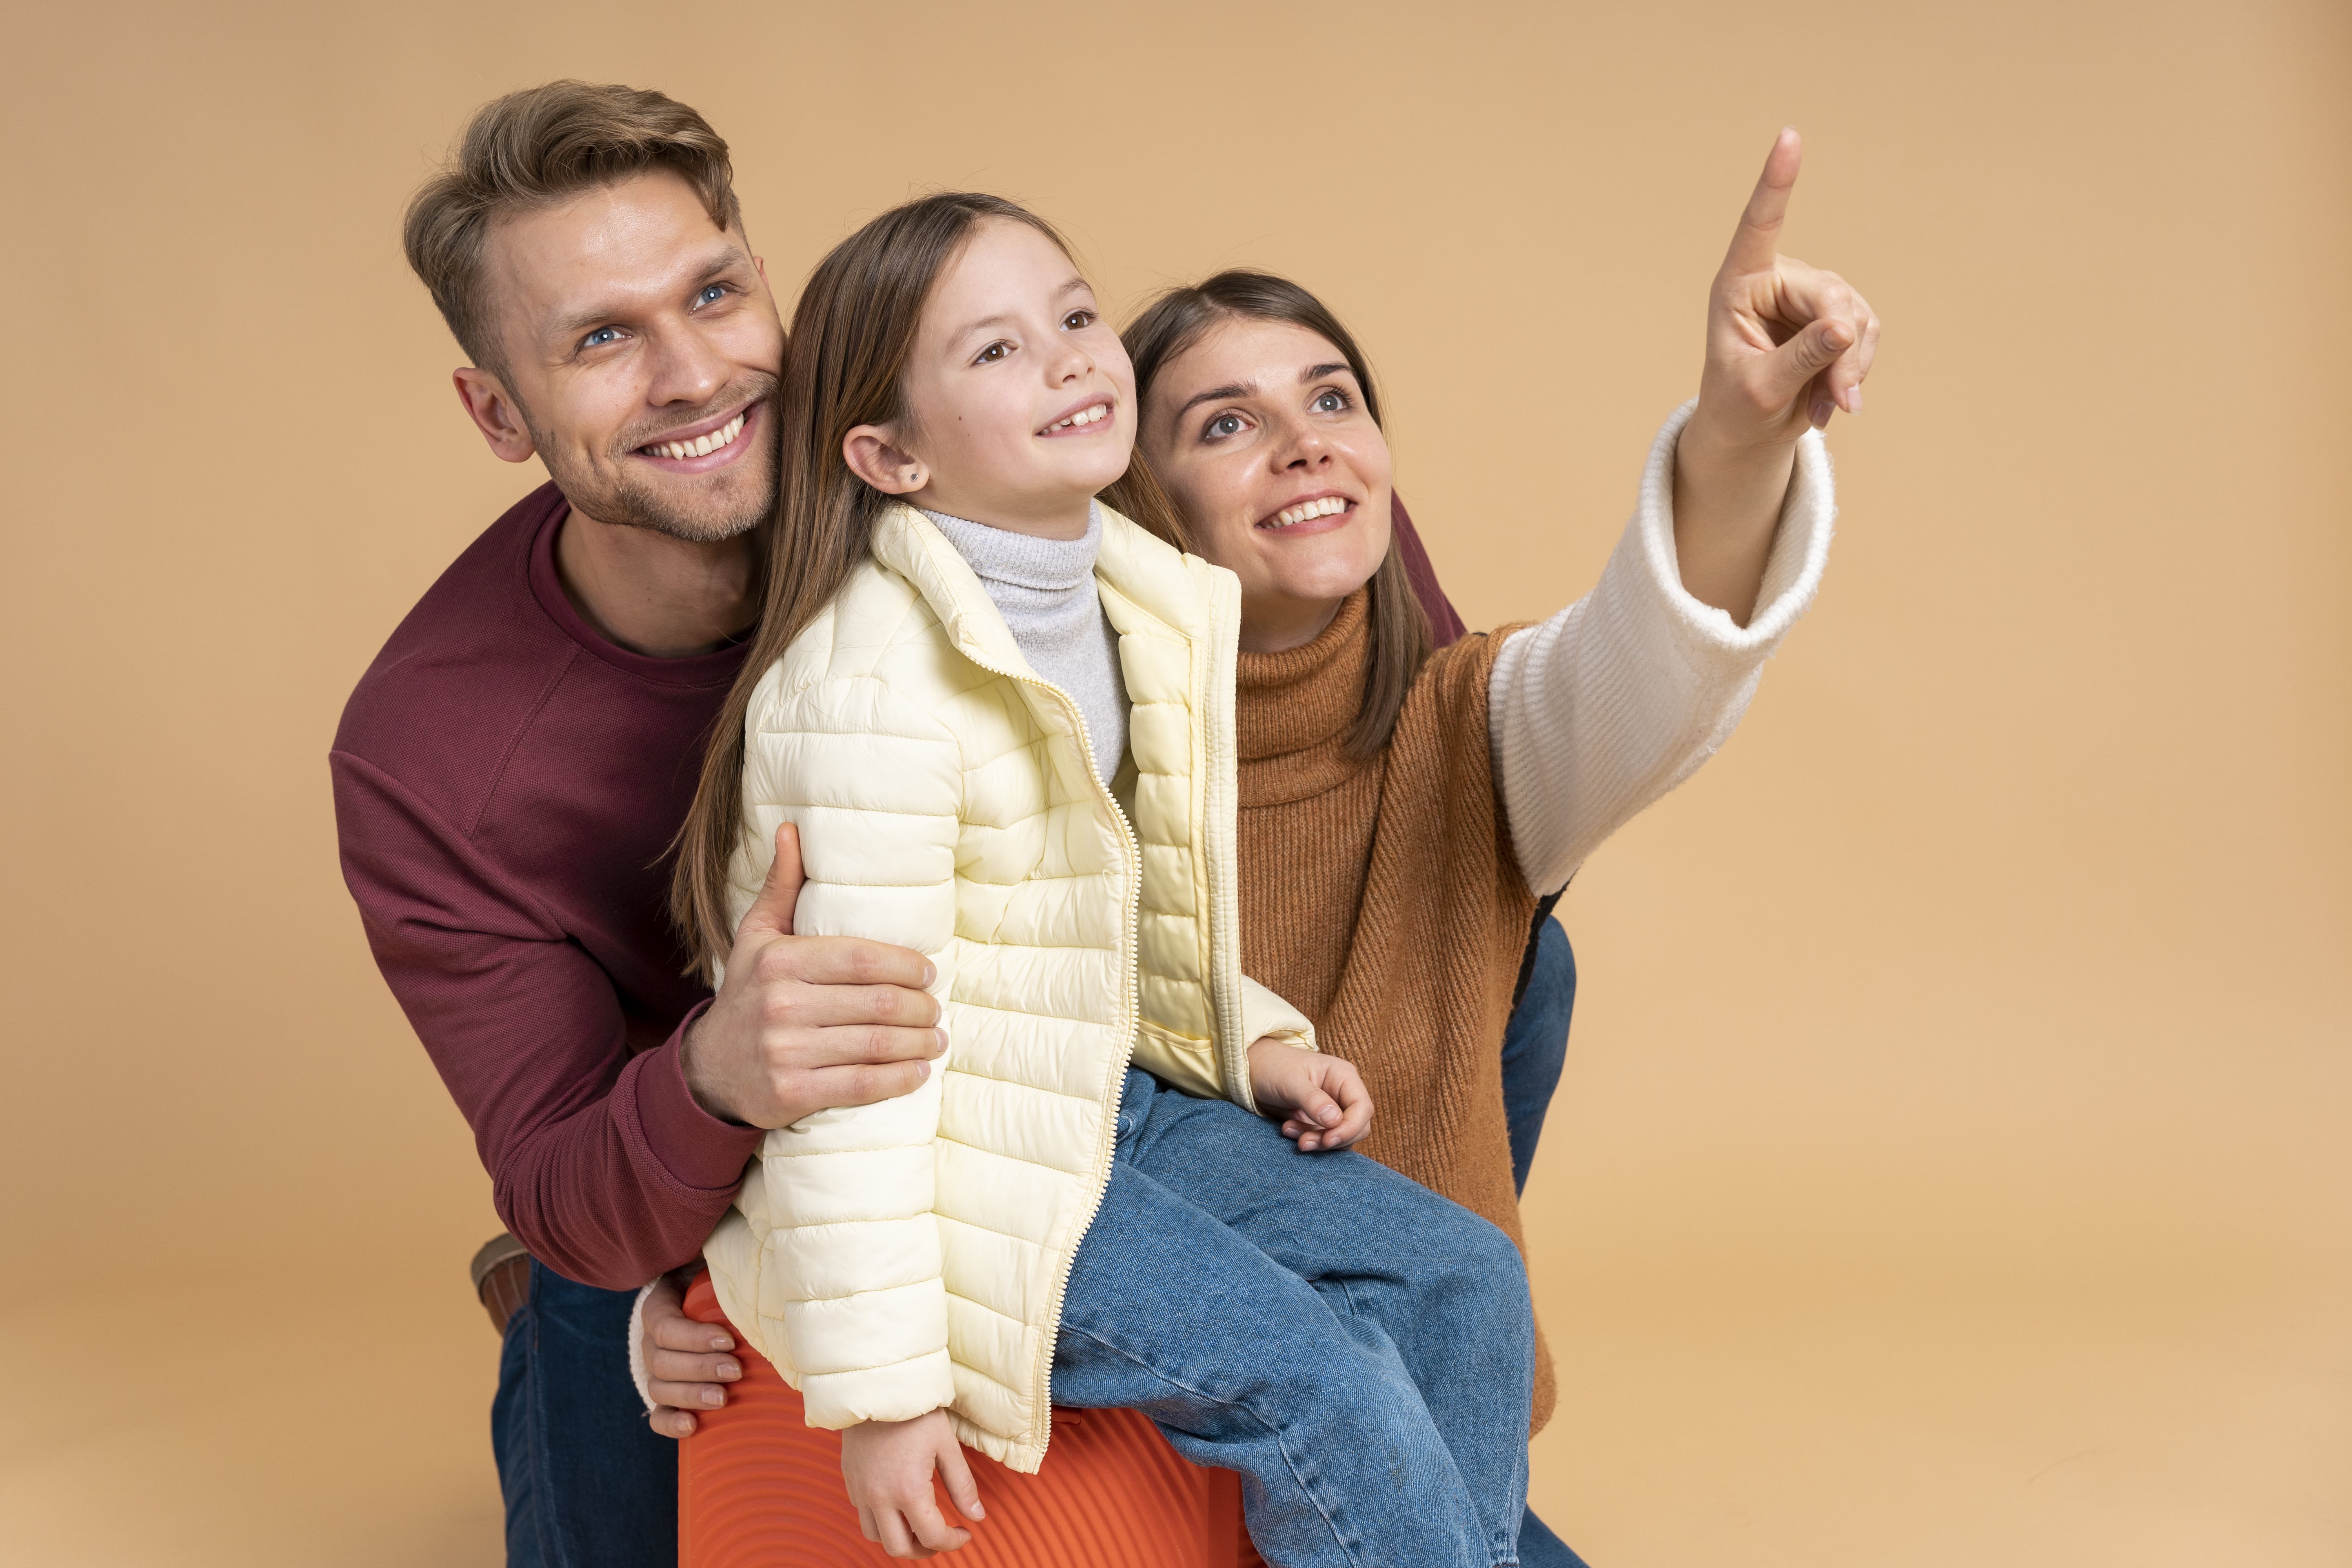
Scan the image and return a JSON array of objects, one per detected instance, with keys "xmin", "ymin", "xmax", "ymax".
[
  {"xmin": 1175, "ymin": 381, "xmax": 1253, "ymax": 419},
  {"xmin": 1174, "ymin": 362, "xmax": 1355, "ymax": 420}
]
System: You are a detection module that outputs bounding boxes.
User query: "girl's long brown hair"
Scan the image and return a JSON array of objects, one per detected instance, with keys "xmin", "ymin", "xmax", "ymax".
[
  {"xmin": 671, "ymin": 192, "xmax": 1088, "ymax": 977},
  {"xmin": 1107, "ymin": 271, "xmax": 1433, "ymax": 761}
]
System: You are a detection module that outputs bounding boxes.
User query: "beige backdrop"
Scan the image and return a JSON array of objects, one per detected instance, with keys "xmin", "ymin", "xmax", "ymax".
[{"xmin": 3, "ymin": 1, "xmax": 2345, "ymax": 1563}]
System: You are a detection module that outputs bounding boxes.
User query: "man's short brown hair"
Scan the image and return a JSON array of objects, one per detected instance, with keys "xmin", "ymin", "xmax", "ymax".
[{"xmin": 403, "ymin": 80, "xmax": 742, "ymax": 372}]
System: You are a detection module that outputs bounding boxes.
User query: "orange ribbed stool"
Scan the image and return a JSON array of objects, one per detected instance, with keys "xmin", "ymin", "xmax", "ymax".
[{"xmin": 680, "ymin": 1276, "xmax": 1268, "ymax": 1568}]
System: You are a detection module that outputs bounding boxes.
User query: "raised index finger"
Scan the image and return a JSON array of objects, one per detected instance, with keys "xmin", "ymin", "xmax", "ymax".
[{"xmin": 1725, "ymin": 127, "xmax": 1803, "ymax": 275}]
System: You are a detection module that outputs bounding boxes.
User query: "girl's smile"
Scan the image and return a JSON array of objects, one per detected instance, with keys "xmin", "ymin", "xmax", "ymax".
[{"xmin": 1037, "ymin": 395, "xmax": 1116, "ymax": 437}]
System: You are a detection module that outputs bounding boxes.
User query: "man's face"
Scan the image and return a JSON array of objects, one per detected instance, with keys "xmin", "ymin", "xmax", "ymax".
[{"xmin": 466, "ymin": 170, "xmax": 783, "ymax": 542}]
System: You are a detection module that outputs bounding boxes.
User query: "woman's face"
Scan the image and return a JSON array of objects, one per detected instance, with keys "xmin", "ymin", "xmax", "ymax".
[{"xmin": 1138, "ymin": 316, "xmax": 1393, "ymax": 652}]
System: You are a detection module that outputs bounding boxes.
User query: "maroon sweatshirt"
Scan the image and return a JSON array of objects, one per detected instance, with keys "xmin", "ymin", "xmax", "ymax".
[{"xmin": 332, "ymin": 482, "xmax": 1460, "ymax": 1289}]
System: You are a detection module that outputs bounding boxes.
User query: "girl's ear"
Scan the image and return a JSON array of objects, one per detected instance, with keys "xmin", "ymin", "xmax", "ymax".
[{"xmin": 844, "ymin": 426, "xmax": 928, "ymax": 495}]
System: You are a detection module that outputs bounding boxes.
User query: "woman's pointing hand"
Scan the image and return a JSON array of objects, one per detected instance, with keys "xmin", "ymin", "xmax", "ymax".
[
  {"xmin": 1695, "ymin": 127, "xmax": 1881, "ymax": 444},
  {"xmin": 1672, "ymin": 127, "xmax": 1880, "ymax": 624}
]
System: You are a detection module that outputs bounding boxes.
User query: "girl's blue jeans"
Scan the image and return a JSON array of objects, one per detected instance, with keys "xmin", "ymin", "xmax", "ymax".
[
  {"xmin": 493, "ymin": 920, "xmax": 1584, "ymax": 1567},
  {"xmin": 1053, "ymin": 1068, "xmax": 1535, "ymax": 1566}
]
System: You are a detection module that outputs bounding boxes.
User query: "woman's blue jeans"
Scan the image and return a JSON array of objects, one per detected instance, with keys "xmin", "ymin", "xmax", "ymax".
[
  {"xmin": 490, "ymin": 918, "xmax": 1583, "ymax": 1566},
  {"xmin": 1052, "ymin": 1069, "xmax": 1536, "ymax": 1566}
]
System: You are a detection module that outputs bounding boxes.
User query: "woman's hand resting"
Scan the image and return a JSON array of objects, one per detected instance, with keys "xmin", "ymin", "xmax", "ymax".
[
  {"xmin": 638, "ymin": 1275, "xmax": 740, "ymax": 1439},
  {"xmin": 1674, "ymin": 126, "xmax": 1881, "ymax": 624},
  {"xmin": 1247, "ymin": 1038, "xmax": 1373, "ymax": 1152},
  {"xmin": 840, "ymin": 1408, "xmax": 986, "ymax": 1558}
]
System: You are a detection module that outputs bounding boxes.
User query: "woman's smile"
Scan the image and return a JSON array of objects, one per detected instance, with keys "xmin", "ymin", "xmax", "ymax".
[{"xmin": 1259, "ymin": 491, "xmax": 1357, "ymax": 533}]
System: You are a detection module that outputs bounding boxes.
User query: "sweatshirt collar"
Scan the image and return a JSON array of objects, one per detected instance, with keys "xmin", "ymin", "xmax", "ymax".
[{"xmin": 526, "ymin": 494, "xmax": 752, "ymax": 688}]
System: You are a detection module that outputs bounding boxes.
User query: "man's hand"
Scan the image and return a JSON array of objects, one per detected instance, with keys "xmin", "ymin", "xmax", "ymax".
[
  {"xmin": 682, "ymin": 823, "xmax": 947, "ymax": 1129},
  {"xmin": 1247, "ymin": 1038, "xmax": 1373, "ymax": 1152},
  {"xmin": 640, "ymin": 1275, "xmax": 740, "ymax": 1439},
  {"xmin": 1675, "ymin": 127, "xmax": 1881, "ymax": 622},
  {"xmin": 840, "ymin": 1409, "xmax": 985, "ymax": 1558}
]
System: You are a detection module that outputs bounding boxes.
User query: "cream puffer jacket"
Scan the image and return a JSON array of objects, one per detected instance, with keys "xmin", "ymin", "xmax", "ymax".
[{"xmin": 700, "ymin": 502, "xmax": 1316, "ymax": 1473}]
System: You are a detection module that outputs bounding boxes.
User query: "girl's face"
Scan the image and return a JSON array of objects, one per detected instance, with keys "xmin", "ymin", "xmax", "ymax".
[
  {"xmin": 1138, "ymin": 316, "xmax": 1393, "ymax": 653},
  {"xmin": 847, "ymin": 218, "xmax": 1135, "ymax": 540}
]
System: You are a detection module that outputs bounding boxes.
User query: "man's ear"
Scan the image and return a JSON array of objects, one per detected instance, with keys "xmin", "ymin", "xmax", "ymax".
[
  {"xmin": 453, "ymin": 367, "xmax": 536, "ymax": 464},
  {"xmin": 843, "ymin": 426, "xmax": 927, "ymax": 495}
]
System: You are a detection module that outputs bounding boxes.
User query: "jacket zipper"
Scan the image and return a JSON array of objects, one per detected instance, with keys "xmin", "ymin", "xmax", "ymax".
[{"xmin": 950, "ymin": 644, "xmax": 1142, "ymax": 1467}]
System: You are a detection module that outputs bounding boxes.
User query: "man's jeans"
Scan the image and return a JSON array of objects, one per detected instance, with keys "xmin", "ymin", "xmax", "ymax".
[
  {"xmin": 1053, "ymin": 1069, "xmax": 1535, "ymax": 1566},
  {"xmin": 490, "ymin": 920, "xmax": 1582, "ymax": 1566},
  {"xmin": 492, "ymin": 1260, "xmax": 677, "ymax": 1568}
]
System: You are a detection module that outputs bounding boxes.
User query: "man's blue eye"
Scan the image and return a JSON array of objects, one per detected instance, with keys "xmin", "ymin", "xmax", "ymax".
[
  {"xmin": 583, "ymin": 327, "xmax": 619, "ymax": 348},
  {"xmin": 697, "ymin": 284, "xmax": 728, "ymax": 306}
]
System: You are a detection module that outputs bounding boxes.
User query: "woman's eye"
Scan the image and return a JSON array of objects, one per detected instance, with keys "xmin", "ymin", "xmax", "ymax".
[
  {"xmin": 581, "ymin": 326, "xmax": 620, "ymax": 349},
  {"xmin": 1205, "ymin": 413, "xmax": 1245, "ymax": 440},
  {"xmin": 1312, "ymin": 389, "xmax": 1348, "ymax": 413},
  {"xmin": 1062, "ymin": 309, "xmax": 1096, "ymax": 331}
]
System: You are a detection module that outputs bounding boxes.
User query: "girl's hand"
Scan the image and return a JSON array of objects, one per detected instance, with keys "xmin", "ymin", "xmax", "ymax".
[
  {"xmin": 1246, "ymin": 1038, "xmax": 1373, "ymax": 1151},
  {"xmin": 1675, "ymin": 127, "xmax": 1881, "ymax": 623},
  {"xmin": 840, "ymin": 1409, "xmax": 985, "ymax": 1558}
]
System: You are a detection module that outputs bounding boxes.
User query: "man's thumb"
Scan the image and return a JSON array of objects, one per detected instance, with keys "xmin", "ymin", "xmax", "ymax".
[{"xmin": 736, "ymin": 821, "xmax": 805, "ymax": 944}]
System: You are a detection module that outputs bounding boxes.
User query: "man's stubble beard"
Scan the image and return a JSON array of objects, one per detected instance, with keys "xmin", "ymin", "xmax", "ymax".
[{"xmin": 526, "ymin": 373, "xmax": 781, "ymax": 545}]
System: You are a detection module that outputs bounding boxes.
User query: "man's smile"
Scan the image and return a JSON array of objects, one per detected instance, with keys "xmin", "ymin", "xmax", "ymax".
[{"xmin": 631, "ymin": 398, "xmax": 763, "ymax": 472}]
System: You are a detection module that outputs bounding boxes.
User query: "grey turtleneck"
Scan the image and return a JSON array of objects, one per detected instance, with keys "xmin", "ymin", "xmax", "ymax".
[{"xmin": 922, "ymin": 502, "xmax": 1129, "ymax": 782}]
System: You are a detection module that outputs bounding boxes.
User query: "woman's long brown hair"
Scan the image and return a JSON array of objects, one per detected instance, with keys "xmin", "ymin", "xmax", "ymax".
[
  {"xmin": 670, "ymin": 192, "xmax": 1082, "ymax": 978},
  {"xmin": 1106, "ymin": 271, "xmax": 1433, "ymax": 761}
]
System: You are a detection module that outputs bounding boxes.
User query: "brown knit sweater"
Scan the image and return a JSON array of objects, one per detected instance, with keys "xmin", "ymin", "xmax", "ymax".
[{"xmin": 1234, "ymin": 590, "xmax": 1553, "ymax": 1431}]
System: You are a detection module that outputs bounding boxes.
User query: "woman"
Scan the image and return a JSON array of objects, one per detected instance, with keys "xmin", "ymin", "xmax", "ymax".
[{"xmin": 642, "ymin": 128, "xmax": 1876, "ymax": 1562}]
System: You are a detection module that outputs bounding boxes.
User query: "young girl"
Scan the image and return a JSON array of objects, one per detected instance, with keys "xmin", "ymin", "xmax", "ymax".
[{"xmin": 670, "ymin": 193, "xmax": 1538, "ymax": 1564}]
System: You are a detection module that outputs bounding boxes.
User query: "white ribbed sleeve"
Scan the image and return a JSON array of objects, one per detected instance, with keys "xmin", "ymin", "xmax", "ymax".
[{"xmin": 1490, "ymin": 400, "xmax": 1836, "ymax": 895}]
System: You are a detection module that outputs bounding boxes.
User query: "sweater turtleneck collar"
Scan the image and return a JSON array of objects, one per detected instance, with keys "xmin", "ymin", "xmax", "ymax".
[
  {"xmin": 1234, "ymin": 590, "xmax": 1375, "ymax": 801},
  {"xmin": 920, "ymin": 502, "xmax": 1101, "ymax": 597}
]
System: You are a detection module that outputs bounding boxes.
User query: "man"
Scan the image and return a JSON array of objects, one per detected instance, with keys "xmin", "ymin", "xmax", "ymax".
[{"xmin": 336, "ymin": 80, "xmax": 1575, "ymax": 1567}]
